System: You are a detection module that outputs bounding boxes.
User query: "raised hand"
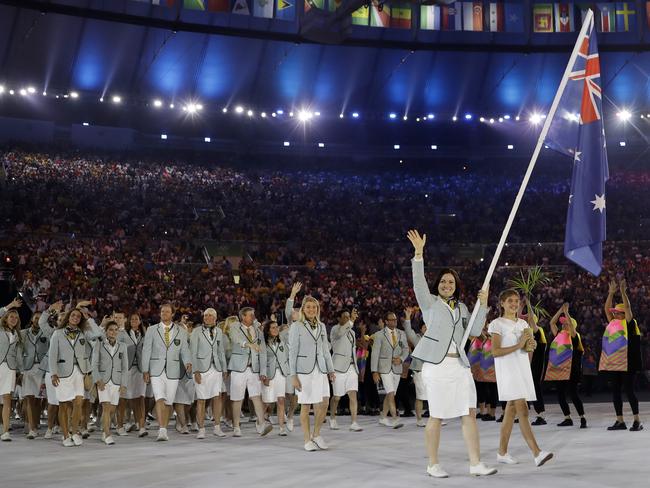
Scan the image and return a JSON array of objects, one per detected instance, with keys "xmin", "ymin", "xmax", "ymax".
[
  {"xmin": 6, "ymin": 298, "xmax": 23, "ymax": 310},
  {"xmin": 76, "ymin": 299, "xmax": 93, "ymax": 309},
  {"xmin": 608, "ymin": 280, "xmax": 618, "ymax": 294},
  {"xmin": 404, "ymin": 307, "xmax": 414, "ymax": 320},
  {"xmin": 619, "ymin": 279, "xmax": 627, "ymax": 294},
  {"xmin": 407, "ymin": 229, "xmax": 426, "ymax": 256},
  {"xmin": 478, "ymin": 287, "xmax": 489, "ymax": 306},
  {"xmin": 351, "ymin": 308, "xmax": 359, "ymax": 323},
  {"xmin": 49, "ymin": 300, "xmax": 64, "ymax": 314},
  {"xmin": 290, "ymin": 282, "xmax": 303, "ymax": 299},
  {"xmin": 562, "ymin": 302, "xmax": 570, "ymax": 314}
]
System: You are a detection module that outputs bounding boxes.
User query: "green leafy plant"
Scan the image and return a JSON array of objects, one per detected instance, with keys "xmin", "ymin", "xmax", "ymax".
[{"xmin": 508, "ymin": 265, "xmax": 553, "ymax": 320}]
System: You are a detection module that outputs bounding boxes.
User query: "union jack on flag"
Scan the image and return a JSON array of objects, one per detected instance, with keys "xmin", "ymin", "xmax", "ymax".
[{"xmin": 545, "ymin": 10, "xmax": 609, "ymax": 276}]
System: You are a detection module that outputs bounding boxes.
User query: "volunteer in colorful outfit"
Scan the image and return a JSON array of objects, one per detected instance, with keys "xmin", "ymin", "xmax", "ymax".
[
  {"xmin": 407, "ymin": 229, "xmax": 496, "ymax": 479},
  {"xmin": 601, "ymin": 279, "xmax": 643, "ymax": 432},
  {"xmin": 547, "ymin": 303, "xmax": 586, "ymax": 428},
  {"xmin": 522, "ymin": 299, "xmax": 548, "ymax": 426},
  {"xmin": 489, "ymin": 289, "xmax": 552, "ymax": 468},
  {"xmin": 469, "ymin": 325, "xmax": 497, "ymax": 422}
]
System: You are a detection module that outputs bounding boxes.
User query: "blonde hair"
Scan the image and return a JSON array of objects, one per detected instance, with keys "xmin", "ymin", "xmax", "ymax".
[
  {"xmin": 223, "ymin": 315, "xmax": 239, "ymax": 337},
  {"xmin": 299, "ymin": 296, "xmax": 321, "ymax": 322},
  {"xmin": 203, "ymin": 308, "xmax": 218, "ymax": 318},
  {"xmin": 0, "ymin": 310, "xmax": 23, "ymax": 346}
]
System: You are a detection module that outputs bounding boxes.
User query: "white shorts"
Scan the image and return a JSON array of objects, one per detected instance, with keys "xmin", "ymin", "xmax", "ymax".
[
  {"xmin": 229, "ymin": 368, "xmax": 262, "ymax": 402},
  {"xmin": 98, "ymin": 381, "xmax": 121, "ymax": 406},
  {"xmin": 194, "ymin": 368, "xmax": 223, "ymax": 400},
  {"xmin": 150, "ymin": 373, "xmax": 179, "ymax": 406},
  {"xmin": 21, "ymin": 365, "xmax": 44, "ymax": 398},
  {"xmin": 296, "ymin": 370, "xmax": 330, "ymax": 405},
  {"xmin": 332, "ymin": 368, "xmax": 358, "ymax": 397},
  {"xmin": 380, "ymin": 372, "xmax": 402, "ymax": 395},
  {"xmin": 44, "ymin": 372, "xmax": 59, "ymax": 405},
  {"xmin": 56, "ymin": 367, "xmax": 85, "ymax": 403},
  {"xmin": 0, "ymin": 362, "xmax": 17, "ymax": 396},
  {"xmin": 124, "ymin": 367, "xmax": 146, "ymax": 399},
  {"xmin": 413, "ymin": 371, "xmax": 426, "ymax": 401},
  {"xmin": 262, "ymin": 373, "xmax": 286, "ymax": 403},
  {"xmin": 174, "ymin": 377, "xmax": 195, "ymax": 405}
]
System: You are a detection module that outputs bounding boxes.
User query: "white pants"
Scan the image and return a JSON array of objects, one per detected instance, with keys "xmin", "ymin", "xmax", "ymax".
[
  {"xmin": 262, "ymin": 373, "xmax": 286, "ymax": 404},
  {"xmin": 296, "ymin": 370, "xmax": 330, "ymax": 405},
  {"xmin": 380, "ymin": 372, "xmax": 402, "ymax": 395},
  {"xmin": 230, "ymin": 368, "xmax": 262, "ymax": 402},
  {"xmin": 150, "ymin": 373, "xmax": 179, "ymax": 406},
  {"xmin": 332, "ymin": 368, "xmax": 358, "ymax": 397},
  {"xmin": 98, "ymin": 381, "xmax": 121, "ymax": 406},
  {"xmin": 194, "ymin": 368, "xmax": 223, "ymax": 400},
  {"xmin": 55, "ymin": 367, "xmax": 84, "ymax": 403},
  {"xmin": 44, "ymin": 372, "xmax": 59, "ymax": 405}
]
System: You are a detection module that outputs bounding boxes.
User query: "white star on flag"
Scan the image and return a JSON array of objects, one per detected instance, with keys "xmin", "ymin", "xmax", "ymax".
[
  {"xmin": 590, "ymin": 194, "xmax": 606, "ymax": 213},
  {"xmin": 574, "ymin": 151, "xmax": 582, "ymax": 162}
]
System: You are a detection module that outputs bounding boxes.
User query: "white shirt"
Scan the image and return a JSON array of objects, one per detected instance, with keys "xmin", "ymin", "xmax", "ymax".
[{"xmin": 442, "ymin": 300, "xmax": 460, "ymax": 354}]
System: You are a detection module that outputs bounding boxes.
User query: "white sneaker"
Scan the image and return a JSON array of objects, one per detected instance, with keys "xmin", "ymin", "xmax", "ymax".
[
  {"xmin": 175, "ymin": 423, "xmax": 183, "ymax": 433},
  {"xmin": 125, "ymin": 422, "xmax": 137, "ymax": 432},
  {"xmin": 329, "ymin": 418, "xmax": 340, "ymax": 430},
  {"xmin": 427, "ymin": 464, "xmax": 449, "ymax": 478},
  {"xmin": 312, "ymin": 435, "xmax": 328, "ymax": 450},
  {"xmin": 392, "ymin": 419, "xmax": 404, "ymax": 429},
  {"xmin": 1, "ymin": 432, "xmax": 11, "ymax": 442},
  {"xmin": 180, "ymin": 425, "xmax": 190, "ymax": 435},
  {"xmin": 379, "ymin": 417, "xmax": 391, "ymax": 427},
  {"xmin": 117, "ymin": 427, "xmax": 128, "ymax": 436},
  {"xmin": 44, "ymin": 428, "xmax": 53, "ymax": 439},
  {"xmin": 279, "ymin": 427, "xmax": 287, "ymax": 436},
  {"xmin": 349, "ymin": 422, "xmax": 363, "ymax": 432},
  {"xmin": 52, "ymin": 426, "xmax": 61, "ymax": 435},
  {"xmin": 26, "ymin": 430, "xmax": 37, "ymax": 439},
  {"xmin": 416, "ymin": 419, "xmax": 427, "ymax": 427},
  {"xmin": 304, "ymin": 440, "xmax": 318, "ymax": 451},
  {"xmin": 497, "ymin": 453, "xmax": 519, "ymax": 464},
  {"xmin": 534, "ymin": 451, "xmax": 553, "ymax": 467},
  {"xmin": 470, "ymin": 462, "xmax": 498, "ymax": 476},
  {"xmin": 72, "ymin": 433, "xmax": 83, "ymax": 446},
  {"xmin": 190, "ymin": 422, "xmax": 199, "ymax": 432},
  {"xmin": 233, "ymin": 427, "xmax": 242, "ymax": 437},
  {"xmin": 286, "ymin": 419, "xmax": 294, "ymax": 432},
  {"xmin": 138, "ymin": 428, "xmax": 148, "ymax": 438},
  {"xmin": 62, "ymin": 437, "xmax": 75, "ymax": 447},
  {"xmin": 156, "ymin": 428, "xmax": 168, "ymax": 441},
  {"xmin": 104, "ymin": 435, "xmax": 115, "ymax": 445},
  {"xmin": 257, "ymin": 422, "xmax": 272, "ymax": 436},
  {"xmin": 197, "ymin": 428, "xmax": 206, "ymax": 439},
  {"xmin": 213, "ymin": 426, "xmax": 226, "ymax": 438}
]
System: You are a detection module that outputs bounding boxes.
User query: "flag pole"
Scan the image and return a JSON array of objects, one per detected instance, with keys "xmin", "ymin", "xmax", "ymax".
[{"xmin": 459, "ymin": 9, "xmax": 595, "ymax": 349}]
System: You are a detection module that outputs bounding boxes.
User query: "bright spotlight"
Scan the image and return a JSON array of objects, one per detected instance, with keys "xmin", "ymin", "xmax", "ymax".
[
  {"xmin": 452, "ymin": 116, "xmax": 458, "ymax": 121},
  {"xmin": 416, "ymin": 117, "xmax": 421, "ymax": 122},
  {"xmin": 617, "ymin": 109, "xmax": 632, "ymax": 121},
  {"xmin": 289, "ymin": 112, "xmax": 294, "ymax": 117},
  {"xmin": 19, "ymin": 89, "xmax": 27, "ymax": 96},
  {"xmin": 315, "ymin": 112, "xmax": 321, "ymax": 116},
  {"xmin": 339, "ymin": 113, "xmax": 344, "ymax": 118},
  {"xmin": 431, "ymin": 145, "xmax": 438, "ymax": 150},
  {"xmin": 515, "ymin": 115, "xmax": 520, "ymax": 121},
  {"xmin": 42, "ymin": 91, "xmax": 47, "ymax": 96},
  {"xmin": 70, "ymin": 91, "xmax": 79, "ymax": 99},
  {"xmin": 352, "ymin": 112, "xmax": 359, "ymax": 118},
  {"xmin": 196, "ymin": 104, "xmax": 203, "ymax": 111},
  {"xmin": 153, "ymin": 99, "xmax": 163, "ymax": 108},
  {"xmin": 235, "ymin": 106, "xmax": 244, "ymax": 114},
  {"xmin": 529, "ymin": 113, "xmax": 542, "ymax": 125},
  {"xmin": 507, "ymin": 144, "xmax": 514, "ymax": 150},
  {"xmin": 298, "ymin": 111, "xmax": 310, "ymax": 122},
  {"xmin": 403, "ymin": 115, "xmax": 408, "ymax": 121},
  {"xmin": 283, "ymin": 141, "xmax": 290, "ymax": 147},
  {"xmin": 427, "ymin": 114, "xmax": 434, "ymax": 120},
  {"xmin": 277, "ymin": 109, "xmax": 284, "ymax": 115},
  {"xmin": 490, "ymin": 118, "xmax": 495, "ymax": 124},
  {"xmin": 393, "ymin": 144, "xmax": 400, "ymax": 150},
  {"xmin": 504, "ymin": 115, "xmax": 511, "ymax": 120},
  {"xmin": 464, "ymin": 113, "xmax": 472, "ymax": 120},
  {"xmin": 498, "ymin": 117, "xmax": 504, "ymax": 123},
  {"xmin": 318, "ymin": 143, "xmax": 325, "ymax": 148},
  {"xmin": 27, "ymin": 86, "xmax": 36, "ymax": 94},
  {"xmin": 222, "ymin": 107, "xmax": 228, "ymax": 113},
  {"xmin": 204, "ymin": 137, "xmax": 211, "ymax": 143},
  {"xmin": 99, "ymin": 97, "xmax": 104, "ymax": 102},
  {"xmin": 389, "ymin": 113, "xmax": 397, "ymax": 119},
  {"xmin": 271, "ymin": 112, "xmax": 277, "ymax": 117},
  {"xmin": 161, "ymin": 134, "xmax": 167, "ymax": 140},
  {"xmin": 112, "ymin": 95, "xmax": 122, "ymax": 104},
  {"xmin": 185, "ymin": 104, "xmax": 197, "ymax": 114},
  {"xmin": 261, "ymin": 112, "xmax": 267, "ymax": 118},
  {"xmin": 169, "ymin": 103, "xmax": 175, "ymax": 109},
  {"xmin": 9, "ymin": 90, "xmax": 15, "ymax": 95},
  {"xmin": 619, "ymin": 141, "xmax": 626, "ymax": 147},
  {"xmin": 479, "ymin": 117, "xmax": 485, "ymax": 122},
  {"xmin": 247, "ymin": 110, "xmax": 253, "ymax": 117},
  {"xmin": 82, "ymin": 122, "xmax": 89, "ymax": 126},
  {"xmin": 0, "ymin": 85, "xmax": 4, "ymax": 94}
]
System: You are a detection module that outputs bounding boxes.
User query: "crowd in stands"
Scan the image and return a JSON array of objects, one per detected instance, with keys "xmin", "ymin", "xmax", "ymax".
[{"xmin": 1, "ymin": 148, "xmax": 649, "ymax": 390}]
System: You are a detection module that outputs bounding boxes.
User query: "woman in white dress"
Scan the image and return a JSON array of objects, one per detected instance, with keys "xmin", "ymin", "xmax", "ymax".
[{"xmin": 488, "ymin": 289, "xmax": 553, "ymax": 467}]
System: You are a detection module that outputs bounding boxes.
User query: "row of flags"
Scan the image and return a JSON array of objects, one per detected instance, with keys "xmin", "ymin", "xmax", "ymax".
[{"xmin": 131, "ymin": 1, "xmax": 646, "ymax": 34}]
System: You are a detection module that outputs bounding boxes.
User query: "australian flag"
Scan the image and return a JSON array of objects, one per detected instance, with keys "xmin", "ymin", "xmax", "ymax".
[{"xmin": 545, "ymin": 10, "xmax": 609, "ymax": 276}]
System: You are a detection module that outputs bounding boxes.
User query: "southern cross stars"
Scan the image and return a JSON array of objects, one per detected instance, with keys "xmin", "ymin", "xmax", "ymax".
[{"xmin": 590, "ymin": 194, "xmax": 606, "ymax": 213}]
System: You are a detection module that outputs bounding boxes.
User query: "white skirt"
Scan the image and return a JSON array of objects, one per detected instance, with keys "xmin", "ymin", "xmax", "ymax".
[
  {"xmin": 296, "ymin": 370, "xmax": 330, "ymax": 405},
  {"xmin": 98, "ymin": 381, "xmax": 121, "ymax": 406},
  {"xmin": 124, "ymin": 367, "xmax": 146, "ymax": 399},
  {"xmin": 413, "ymin": 371, "xmax": 427, "ymax": 401},
  {"xmin": 422, "ymin": 357, "xmax": 476, "ymax": 419},
  {"xmin": 56, "ymin": 366, "xmax": 85, "ymax": 403},
  {"xmin": 21, "ymin": 364, "xmax": 44, "ymax": 398},
  {"xmin": 44, "ymin": 372, "xmax": 59, "ymax": 405},
  {"xmin": 0, "ymin": 362, "xmax": 16, "ymax": 396},
  {"xmin": 262, "ymin": 373, "xmax": 286, "ymax": 403},
  {"xmin": 174, "ymin": 376, "xmax": 195, "ymax": 405},
  {"xmin": 194, "ymin": 368, "xmax": 223, "ymax": 400}
]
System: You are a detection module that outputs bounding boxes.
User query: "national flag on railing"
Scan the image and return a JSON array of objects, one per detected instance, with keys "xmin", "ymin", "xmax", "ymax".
[
  {"xmin": 441, "ymin": 3, "xmax": 462, "ymax": 30},
  {"xmin": 390, "ymin": 4, "xmax": 412, "ymax": 29},
  {"xmin": 462, "ymin": 1, "xmax": 483, "ymax": 31},
  {"xmin": 370, "ymin": 0, "xmax": 390, "ymax": 27},
  {"xmin": 545, "ymin": 12, "xmax": 609, "ymax": 275},
  {"xmin": 352, "ymin": 5, "xmax": 370, "ymax": 25},
  {"xmin": 304, "ymin": 0, "xmax": 324, "ymax": 12},
  {"xmin": 615, "ymin": 2, "xmax": 636, "ymax": 32},
  {"xmin": 232, "ymin": 0, "xmax": 251, "ymax": 14},
  {"xmin": 421, "ymin": 5, "xmax": 441, "ymax": 30},
  {"xmin": 533, "ymin": 3, "xmax": 554, "ymax": 32},
  {"xmin": 597, "ymin": 2, "xmax": 616, "ymax": 31},
  {"xmin": 504, "ymin": 2, "xmax": 524, "ymax": 32},
  {"xmin": 276, "ymin": 0, "xmax": 295, "ymax": 20},
  {"xmin": 254, "ymin": 0, "xmax": 274, "ymax": 17},
  {"xmin": 488, "ymin": 2, "xmax": 504, "ymax": 32},
  {"xmin": 555, "ymin": 2, "xmax": 576, "ymax": 32}
]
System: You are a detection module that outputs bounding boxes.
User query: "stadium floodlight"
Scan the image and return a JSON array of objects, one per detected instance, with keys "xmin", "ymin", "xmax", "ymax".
[
  {"xmin": 185, "ymin": 104, "xmax": 198, "ymax": 114},
  {"xmin": 161, "ymin": 134, "xmax": 167, "ymax": 140},
  {"xmin": 112, "ymin": 95, "xmax": 122, "ymax": 104},
  {"xmin": 19, "ymin": 88, "xmax": 27, "ymax": 96},
  {"xmin": 619, "ymin": 141, "xmax": 626, "ymax": 147},
  {"xmin": 427, "ymin": 114, "xmax": 434, "ymax": 120},
  {"xmin": 27, "ymin": 86, "xmax": 36, "ymax": 94},
  {"xmin": 529, "ymin": 113, "xmax": 542, "ymax": 125},
  {"xmin": 507, "ymin": 144, "xmax": 514, "ymax": 150},
  {"xmin": 82, "ymin": 122, "xmax": 89, "ymax": 126},
  {"xmin": 389, "ymin": 113, "xmax": 397, "ymax": 119},
  {"xmin": 498, "ymin": 117, "xmax": 504, "ymax": 123},
  {"xmin": 235, "ymin": 106, "xmax": 244, "ymax": 114},
  {"xmin": 504, "ymin": 115, "xmax": 511, "ymax": 120},
  {"xmin": 271, "ymin": 112, "xmax": 277, "ymax": 117},
  {"xmin": 314, "ymin": 111, "xmax": 321, "ymax": 116},
  {"xmin": 169, "ymin": 103, "xmax": 175, "ymax": 109},
  {"xmin": 277, "ymin": 109, "xmax": 284, "ymax": 115},
  {"xmin": 489, "ymin": 118, "xmax": 495, "ymax": 124},
  {"xmin": 204, "ymin": 137, "xmax": 211, "ymax": 143},
  {"xmin": 431, "ymin": 145, "xmax": 438, "ymax": 150},
  {"xmin": 289, "ymin": 112, "xmax": 294, "ymax": 117},
  {"xmin": 153, "ymin": 99, "xmax": 163, "ymax": 108},
  {"xmin": 617, "ymin": 109, "xmax": 631, "ymax": 121},
  {"xmin": 261, "ymin": 112, "xmax": 267, "ymax": 118},
  {"xmin": 393, "ymin": 144, "xmax": 400, "ymax": 150},
  {"xmin": 283, "ymin": 141, "xmax": 290, "ymax": 147},
  {"xmin": 298, "ymin": 111, "xmax": 311, "ymax": 122},
  {"xmin": 318, "ymin": 143, "xmax": 325, "ymax": 148},
  {"xmin": 70, "ymin": 91, "xmax": 79, "ymax": 99},
  {"xmin": 464, "ymin": 113, "xmax": 472, "ymax": 120},
  {"xmin": 479, "ymin": 117, "xmax": 485, "ymax": 122},
  {"xmin": 352, "ymin": 112, "xmax": 359, "ymax": 118},
  {"xmin": 222, "ymin": 107, "xmax": 228, "ymax": 113},
  {"xmin": 247, "ymin": 110, "xmax": 253, "ymax": 117}
]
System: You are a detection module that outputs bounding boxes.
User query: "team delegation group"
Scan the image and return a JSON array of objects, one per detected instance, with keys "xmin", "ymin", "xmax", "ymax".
[{"xmin": 0, "ymin": 230, "xmax": 644, "ymax": 478}]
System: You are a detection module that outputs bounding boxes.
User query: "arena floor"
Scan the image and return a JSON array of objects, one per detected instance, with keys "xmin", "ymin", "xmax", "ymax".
[{"xmin": 1, "ymin": 402, "xmax": 648, "ymax": 488}]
